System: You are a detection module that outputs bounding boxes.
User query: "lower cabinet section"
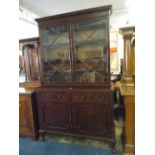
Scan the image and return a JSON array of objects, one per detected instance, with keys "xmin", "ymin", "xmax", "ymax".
[
  {"xmin": 36, "ymin": 88, "xmax": 115, "ymax": 143},
  {"xmin": 19, "ymin": 90, "xmax": 37, "ymax": 140}
]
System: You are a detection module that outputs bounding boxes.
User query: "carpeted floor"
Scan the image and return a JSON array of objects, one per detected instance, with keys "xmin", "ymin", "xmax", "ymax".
[{"xmin": 19, "ymin": 137, "xmax": 123, "ymax": 155}]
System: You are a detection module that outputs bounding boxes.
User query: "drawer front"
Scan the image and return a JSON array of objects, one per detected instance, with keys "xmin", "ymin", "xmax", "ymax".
[
  {"xmin": 71, "ymin": 90, "xmax": 111, "ymax": 104},
  {"xmin": 36, "ymin": 90, "xmax": 70, "ymax": 103}
]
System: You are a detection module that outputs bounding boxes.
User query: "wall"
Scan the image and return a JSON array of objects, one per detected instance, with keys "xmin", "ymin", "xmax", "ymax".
[
  {"xmin": 19, "ymin": 7, "xmax": 39, "ymax": 39},
  {"xmin": 110, "ymin": 7, "xmax": 135, "ymax": 73}
]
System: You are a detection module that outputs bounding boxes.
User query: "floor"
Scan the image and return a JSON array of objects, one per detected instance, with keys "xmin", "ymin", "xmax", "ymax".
[
  {"xmin": 20, "ymin": 136, "xmax": 124, "ymax": 155},
  {"xmin": 36, "ymin": 117, "xmax": 124, "ymax": 152}
]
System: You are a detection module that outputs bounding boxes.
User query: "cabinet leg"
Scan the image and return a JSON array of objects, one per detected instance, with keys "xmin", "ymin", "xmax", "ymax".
[
  {"xmin": 111, "ymin": 142, "xmax": 117, "ymax": 153},
  {"xmin": 31, "ymin": 135, "xmax": 37, "ymax": 141},
  {"xmin": 39, "ymin": 130, "xmax": 46, "ymax": 141}
]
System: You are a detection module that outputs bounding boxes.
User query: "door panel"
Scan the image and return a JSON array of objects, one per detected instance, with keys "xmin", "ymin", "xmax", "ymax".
[
  {"xmin": 71, "ymin": 90, "xmax": 114, "ymax": 139},
  {"xmin": 19, "ymin": 99, "xmax": 29, "ymax": 128},
  {"xmin": 19, "ymin": 96, "xmax": 34, "ymax": 135},
  {"xmin": 38, "ymin": 102, "xmax": 70, "ymax": 132},
  {"xmin": 72, "ymin": 103, "xmax": 113, "ymax": 138}
]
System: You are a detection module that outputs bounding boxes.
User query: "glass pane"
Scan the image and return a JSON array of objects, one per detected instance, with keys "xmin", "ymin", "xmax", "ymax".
[
  {"xmin": 74, "ymin": 19, "xmax": 108, "ymax": 83},
  {"xmin": 19, "ymin": 48, "xmax": 26, "ymax": 82},
  {"xmin": 40, "ymin": 25, "xmax": 71, "ymax": 83}
]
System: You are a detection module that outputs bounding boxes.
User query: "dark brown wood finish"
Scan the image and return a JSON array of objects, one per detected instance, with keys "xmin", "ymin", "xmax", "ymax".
[
  {"xmin": 36, "ymin": 88, "xmax": 71, "ymax": 133},
  {"xmin": 35, "ymin": 5, "xmax": 115, "ymax": 145},
  {"xmin": 19, "ymin": 88, "xmax": 38, "ymax": 140},
  {"xmin": 36, "ymin": 6, "xmax": 112, "ymax": 87},
  {"xmin": 35, "ymin": 5, "xmax": 112, "ymax": 27},
  {"xmin": 71, "ymin": 89, "xmax": 114, "ymax": 140},
  {"xmin": 36, "ymin": 88, "xmax": 115, "ymax": 142}
]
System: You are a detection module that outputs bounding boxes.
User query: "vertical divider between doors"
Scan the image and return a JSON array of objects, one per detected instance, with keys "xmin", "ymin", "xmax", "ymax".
[
  {"xmin": 70, "ymin": 23, "xmax": 76, "ymax": 82},
  {"xmin": 68, "ymin": 24, "xmax": 73, "ymax": 83},
  {"xmin": 68, "ymin": 23, "xmax": 73, "ymax": 132}
]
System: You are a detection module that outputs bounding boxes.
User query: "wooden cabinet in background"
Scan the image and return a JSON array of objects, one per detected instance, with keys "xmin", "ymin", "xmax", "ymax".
[
  {"xmin": 124, "ymin": 95, "xmax": 135, "ymax": 154},
  {"xmin": 19, "ymin": 37, "xmax": 41, "ymax": 83},
  {"xmin": 119, "ymin": 27, "xmax": 135, "ymax": 87},
  {"xmin": 19, "ymin": 88, "xmax": 37, "ymax": 140},
  {"xmin": 119, "ymin": 26, "xmax": 135, "ymax": 154},
  {"xmin": 114, "ymin": 81, "xmax": 135, "ymax": 154}
]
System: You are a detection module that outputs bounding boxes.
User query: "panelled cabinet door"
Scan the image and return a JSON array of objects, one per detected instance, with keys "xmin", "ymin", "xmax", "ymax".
[
  {"xmin": 19, "ymin": 95, "xmax": 36, "ymax": 139},
  {"xmin": 19, "ymin": 97, "xmax": 29, "ymax": 129},
  {"xmin": 71, "ymin": 91, "xmax": 114, "ymax": 139},
  {"xmin": 37, "ymin": 103, "xmax": 70, "ymax": 132},
  {"xmin": 36, "ymin": 90, "xmax": 71, "ymax": 132}
]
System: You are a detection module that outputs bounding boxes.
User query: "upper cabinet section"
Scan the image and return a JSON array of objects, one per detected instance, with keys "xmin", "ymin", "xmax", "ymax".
[{"xmin": 36, "ymin": 5, "xmax": 112, "ymax": 86}]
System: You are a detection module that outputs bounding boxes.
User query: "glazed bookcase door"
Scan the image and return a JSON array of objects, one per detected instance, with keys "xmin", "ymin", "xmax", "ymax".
[
  {"xmin": 73, "ymin": 18, "xmax": 110, "ymax": 84},
  {"xmin": 40, "ymin": 25, "xmax": 72, "ymax": 83}
]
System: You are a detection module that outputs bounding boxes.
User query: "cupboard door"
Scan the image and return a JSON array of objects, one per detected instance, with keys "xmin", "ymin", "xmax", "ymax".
[
  {"xmin": 36, "ymin": 90, "xmax": 71, "ymax": 132},
  {"xmin": 72, "ymin": 18, "xmax": 110, "ymax": 84},
  {"xmin": 72, "ymin": 103, "xmax": 111, "ymax": 138},
  {"xmin": 19, "ymin": 97, "xmax": 29, "ymax": 131},
  {"xmin": 71, "ymin": 91, "xmax": 114, "ymax": 139},
  {"xmin": 40, "ymin": 25, "xmax": 72, "ymax": 83},
  {"xmin": 37, "ymin": 103, "xmax": 70, "ymax": 132},
  {"xmin": 19, "ymin": 95, "xmax": 36, "ymax": 139}
]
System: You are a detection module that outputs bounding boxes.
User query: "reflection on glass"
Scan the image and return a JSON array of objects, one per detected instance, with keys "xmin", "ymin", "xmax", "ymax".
[
  {"xmin": 19, "ymin": 51, "xmax": 26, "ymax": 82},
  {"xmin": 40, "ymin": 25, "xmax": 71, "ymax": 83},
  {"xmin": 74, "ymin": 19, "xmax": 108, "ymax": 83}
]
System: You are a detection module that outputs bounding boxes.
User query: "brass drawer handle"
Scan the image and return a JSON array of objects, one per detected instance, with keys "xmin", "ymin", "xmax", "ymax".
[
  {"xmin": 57, "ymin": 94, "xmax": 61, "ymax": 98},
  {"xmin": 81, "ymin": 96, "xmax": 84, "ymax": 99}
]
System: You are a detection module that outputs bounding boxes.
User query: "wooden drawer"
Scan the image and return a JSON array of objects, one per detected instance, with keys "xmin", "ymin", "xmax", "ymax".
[
  {"xmin": 71, "ymin": 90, "xmax": 111, "ymax": 104},
  {"xmin": 36, "ymin": 89, "xmax": 70, "ymax": 103}
]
